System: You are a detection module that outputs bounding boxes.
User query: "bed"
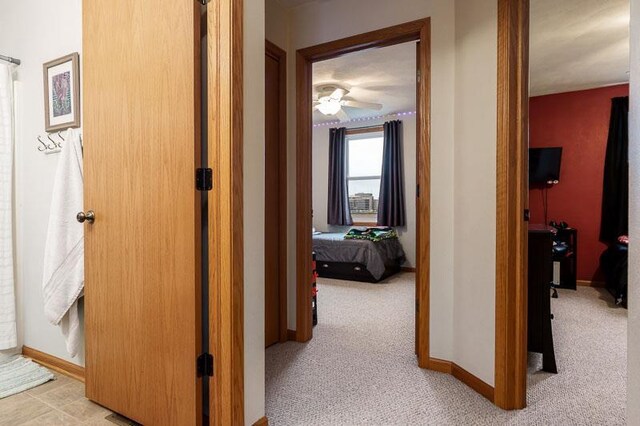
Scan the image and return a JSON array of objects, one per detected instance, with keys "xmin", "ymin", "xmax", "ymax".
[{"xmin": 312, "ymin": 231, "xmax": 406, "ymax": 283}]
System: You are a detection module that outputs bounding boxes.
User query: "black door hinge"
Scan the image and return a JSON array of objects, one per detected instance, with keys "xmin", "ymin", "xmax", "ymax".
[
  {"xmin": 197, "ymin": 0, "xmax": 211, "ymax": 5},
  {"xmin": 524, "ymin": 209, "xmax": 530, "ymax": 222},
  {"xmin": 196, "ymin": 168, "xmax": 213, "ymax": 191},
  {"xmin": 197, "ymin": 353, "xmax": 214, "ymax": 377},
  {"xmin": 416, "ymin": 184, "xmax": 420, "ymax": 198}
]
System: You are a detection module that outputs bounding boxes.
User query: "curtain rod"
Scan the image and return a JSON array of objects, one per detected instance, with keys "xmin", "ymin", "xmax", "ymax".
[
  {"xmin": 0, "ymin": 55, "xmax": 21, "ymax": 65},
  {"xmin": 345, "ymin": 124, "xmax": 385, "ymax": 132},
  {"xmin": 315, "ymin": 110, "xmax": 417, "ymax": 129}
]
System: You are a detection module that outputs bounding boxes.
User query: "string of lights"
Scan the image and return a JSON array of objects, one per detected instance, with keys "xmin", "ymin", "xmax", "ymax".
[{"xmin": 312, "ymin": 110, "xmax": 417, "ymax": 128}]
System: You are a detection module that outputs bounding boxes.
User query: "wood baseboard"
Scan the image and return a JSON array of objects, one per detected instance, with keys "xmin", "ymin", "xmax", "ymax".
[
  {"xmin": 401, "ymin": 267, "xmax": 416, "ymax": 273},
  {"xmin": 253, "ymin": 416, "xmax": 268, "ymax": 426},
  {"xmin": 451, "ymin": 362, "xmax": 495, "ymax": 402},
  {"xmin": 22, "ymin": 346, "xmax": 85, "ymax": 383},
  {"xmin": 428, "ymin": 357, "xmax": 452, "ymax": 374},
  {"xmin": 429, "ymin": 357, "xmax": 494, "ymax": 402},
  {"xmin": 287, "ymin": 329, "xmax": 297, "ymax": 341},
  {"xmin": 577, "ymin": 280, "xmax": 606, "ymax": 288}
]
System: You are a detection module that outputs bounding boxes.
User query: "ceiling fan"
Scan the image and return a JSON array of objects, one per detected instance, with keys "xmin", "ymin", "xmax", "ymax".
[{"xmin": 313, "ymin": 85, "xmax": 383, "ymax": 122}]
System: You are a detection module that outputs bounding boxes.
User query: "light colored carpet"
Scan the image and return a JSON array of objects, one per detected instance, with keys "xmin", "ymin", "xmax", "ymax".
[
  {"xmin": 0, "ymin": 355, "xmax": 54, "ymax": 399},
  {"xmin": 266, "ymin": 273, "xmax": 627, "ymax": 425}
]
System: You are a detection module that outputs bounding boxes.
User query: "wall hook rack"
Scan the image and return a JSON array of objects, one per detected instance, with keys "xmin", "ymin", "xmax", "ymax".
[{"xmin": 37, "ymin": 133, "xmax": 61, "ymax": 155}]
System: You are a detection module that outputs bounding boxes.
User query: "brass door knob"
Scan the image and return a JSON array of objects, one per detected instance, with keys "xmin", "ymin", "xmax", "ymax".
[{"xmin": 77, "ymin": 210, "xmax": 95, "ymax": 224}]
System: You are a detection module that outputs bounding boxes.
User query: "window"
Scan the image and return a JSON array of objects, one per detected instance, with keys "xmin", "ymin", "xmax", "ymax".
[{"xmin": 347, "ymin": 134, "xmax": 384, "ymax": 224}]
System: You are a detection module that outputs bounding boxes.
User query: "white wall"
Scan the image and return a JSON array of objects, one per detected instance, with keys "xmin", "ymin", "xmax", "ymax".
[
  {"xmin": 0, "ymin": 0, "xmax": 83, "ymax": 366},
  {"xmin": 312, "ymin": 114, "xmax": 418, "ymax": 267},
  {"xmin": 452, "ymin": 0, "xmax": 498, "ymax": 386},
  {"xmin": 265, "ymin": 0, "xmax": 289, "ymax": 51},
  {"xmin": 244, "ymin": 0, "xmax": 266, "ymax": 423},
  {"xmin": 628, "ymin": 0, "xmax": 639, "ymax": 423}
]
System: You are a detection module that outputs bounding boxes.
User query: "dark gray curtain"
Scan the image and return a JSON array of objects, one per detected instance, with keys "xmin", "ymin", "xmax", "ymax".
[
  {"xmin": 599, "ymin": 96, "xmax": 629, "ymax": 242},
  {"xmin": 327, "ymin": 127, "xmax": 353, "ymax": 226},
  {"xmin": 377, "ymin": 120, "xmax": 406, "ymax": 227}
]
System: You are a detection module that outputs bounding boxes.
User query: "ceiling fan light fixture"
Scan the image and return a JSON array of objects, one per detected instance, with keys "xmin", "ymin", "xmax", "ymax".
[{"xmin": 316, "ymin": 97, "xmax": 342, "ymax": 116}]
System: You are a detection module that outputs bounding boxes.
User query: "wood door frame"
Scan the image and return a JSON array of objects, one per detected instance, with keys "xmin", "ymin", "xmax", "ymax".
[
  {"xmin": 266, "ymin": 39, "xmax": 289, "ymax": 343},
  {"xmin": 295, "ymin": 18, "xmax": 432, "ymax": 368},
  {"xmin": 495, "ymin": 0, "xmax": 530, "ymax": 410},
  {"xmin": 207, "ymin": 0, "xmax": 245, "ymax": 423}
]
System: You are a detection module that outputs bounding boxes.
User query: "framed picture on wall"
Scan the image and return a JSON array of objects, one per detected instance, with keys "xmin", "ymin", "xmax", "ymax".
[{"xmin": 43, "ymin": 52, "xmax": 80, "ymax": 132}]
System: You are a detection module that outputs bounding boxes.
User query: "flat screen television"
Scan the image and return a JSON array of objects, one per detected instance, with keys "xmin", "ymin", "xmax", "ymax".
[{"xmin": 529, "ymin": 147, "xmax": 562, "ymax": 184}]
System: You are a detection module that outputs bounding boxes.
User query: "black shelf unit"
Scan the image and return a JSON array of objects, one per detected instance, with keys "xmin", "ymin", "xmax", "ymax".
[{"xmin": 553, "ymin": 228, "xmax": 577, "ymax": 290}]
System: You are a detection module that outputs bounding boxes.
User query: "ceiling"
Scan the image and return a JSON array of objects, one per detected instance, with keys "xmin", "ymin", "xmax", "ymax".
[
  {"xmin": 530, "ymin": 0, "xmax": 630, "ymax": 96},
  {"xmin": 312, "ymin": 42, "xmax": 417, "ymax": 124},
  {"xmin": 275, "ymin": 0, "xmax": 630, "ymax": 99}
]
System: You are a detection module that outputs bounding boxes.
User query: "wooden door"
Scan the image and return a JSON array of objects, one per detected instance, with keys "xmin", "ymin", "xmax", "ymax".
[
  {"xmin": 264, "ymin": 41, "xmax": 287, "ymax": 348},
  {"xmin": 83, "ymin": 2, "xmax": 202, "ymax": 424}
]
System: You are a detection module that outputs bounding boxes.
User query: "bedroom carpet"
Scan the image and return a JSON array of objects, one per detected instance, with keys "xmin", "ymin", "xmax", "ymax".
[{"xmin": 265, "ymin": 273, "xmax": 627, "ymax": 425}]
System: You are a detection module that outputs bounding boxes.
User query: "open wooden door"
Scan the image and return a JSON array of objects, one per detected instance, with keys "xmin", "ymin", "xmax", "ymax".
[{"xmin": 83, "ymin": 2, "xmax": 202, "ymax": 424}]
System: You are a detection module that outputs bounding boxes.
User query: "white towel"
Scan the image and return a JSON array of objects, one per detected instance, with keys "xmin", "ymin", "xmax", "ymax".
[
  {"xmin": 0, "ymin": 64, "xmax": 17, "ymax": 351},
  {"xmin": 42, "ymin": 128, "xmax": 84, "ymax": 357}
]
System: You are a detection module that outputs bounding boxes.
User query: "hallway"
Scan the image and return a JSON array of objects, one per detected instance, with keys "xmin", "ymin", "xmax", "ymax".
[{"xmin": 266, "ymin": 274, "xmax": 626, "ymax": 425}]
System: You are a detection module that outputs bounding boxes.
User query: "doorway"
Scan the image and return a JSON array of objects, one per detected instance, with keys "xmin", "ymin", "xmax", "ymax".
[
  {"xmin": 294, "ymin": 19, "xmax": 432, "ymax": 367},
  {"xmin": 497, "ymin": 0, "xmax": 632, "ymax": 414}
]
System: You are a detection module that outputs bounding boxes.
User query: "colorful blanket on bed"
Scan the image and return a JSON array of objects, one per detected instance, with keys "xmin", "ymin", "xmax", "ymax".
[{"xmin": 344, "ymin": 227, "xmax": 398, "ymax": 242}]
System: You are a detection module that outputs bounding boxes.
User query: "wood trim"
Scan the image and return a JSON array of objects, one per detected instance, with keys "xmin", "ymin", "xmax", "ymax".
[
  {"xmin": 577, "ymin": 280, "xmax": 606, "ymax": 288},
  {"xmin": 452, "ymin": 363, "xmax": 495, "ymax": 403},
  {"xmin": 22, "ymin": 346, "xmax": 85, "ymax": 383},
  {"xmin": 295, "ymin": 19, "xmax": 431, "ymax": 369},
  {"xmin": 287, "ymin": 329, "xmax": 297, "ymax": 341},
  {"xmin": 345, "ymin": 126, "xmax": 384, "ymax": 135},
  {"xmin": 266, "ymin": 39, "xmax": 289, "ymax": 343},
  {"xmin": 253, "ymin": 416, "xmax": 269, "ymax": 426},
  {"xmin": 495, "ymin": 0, "xmax": 530, "ymax": 410},
  {"xmin": 295, "ymin": 49, "xmax": 314, "ymax": 343},
  {"xmin": 401, "ymin": 267, "xmax": 416, "ymax": 273},
  {"xmin": 194, "ymin": 7, "xmax": 204, "ymax": 421},
  {"xmin": 352, "ymin": 221, "xmax": 378, "ymax": 226},
  {"xmin": 208, "ymin": 0, "xmax": 244, "ymax": 423},
  {"xmin": 297, "ymin": 19, "xmax": 429, "ymax": 62},
  {"xmin": 428, "ymin": 357, "xmax": 452, "ymax": 374},
  {"xmin": 415, "ymin": 20, "xmax": 431, "ymax": 370},
  {"xmin": 427, "ymin": 357, "xmax": 494, "ymax": 402}
]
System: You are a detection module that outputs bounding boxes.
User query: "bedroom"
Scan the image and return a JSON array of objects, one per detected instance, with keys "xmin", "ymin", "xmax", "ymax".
[
  {"xmin": 522, "ymin": 0, "xmax": 629, "ymax": 418},
  {"xmin": 310, "ymin": 42, "xmax": 417, "ymax": 283}
]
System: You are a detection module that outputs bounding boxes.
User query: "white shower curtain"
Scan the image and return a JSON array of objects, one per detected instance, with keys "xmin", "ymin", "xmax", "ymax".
[{"xmin": 0, "ymin": 63, "xmax": 17, "ymax": 350}]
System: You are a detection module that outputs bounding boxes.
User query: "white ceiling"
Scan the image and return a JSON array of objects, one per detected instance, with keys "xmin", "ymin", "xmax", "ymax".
[
  {"xmin": 312, "ymin": 42, "xmax": 417, "ymax": 124},
  {"xmin": 291, "ymin": 0, "xmax": 630, "ymax": 105},
  {"xmin": 530, "ymin": 0, "xmax": 630, "ymax": 96}
]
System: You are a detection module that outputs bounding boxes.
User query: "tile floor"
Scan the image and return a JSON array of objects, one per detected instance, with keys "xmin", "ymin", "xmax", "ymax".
[{"xmin": 0, "ymin": 373, "xmax": 115, "ymax": 425}]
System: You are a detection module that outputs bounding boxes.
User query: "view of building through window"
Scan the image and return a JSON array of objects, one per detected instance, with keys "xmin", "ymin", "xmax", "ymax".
[{"xmin": 347, "ymin": 135, "xmax": 383, "ymax": 223}]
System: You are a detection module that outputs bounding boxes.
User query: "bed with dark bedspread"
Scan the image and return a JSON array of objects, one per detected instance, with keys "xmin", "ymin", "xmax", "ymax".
[{"xmin": 312, "ymin": 232, "xmax": 406, "ymax": 283}]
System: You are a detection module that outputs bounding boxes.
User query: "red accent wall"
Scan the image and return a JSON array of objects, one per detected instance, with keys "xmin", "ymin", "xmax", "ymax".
[{"xmin": 529, "ymin": 84, "xmax": 629, "ymax": 281}]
